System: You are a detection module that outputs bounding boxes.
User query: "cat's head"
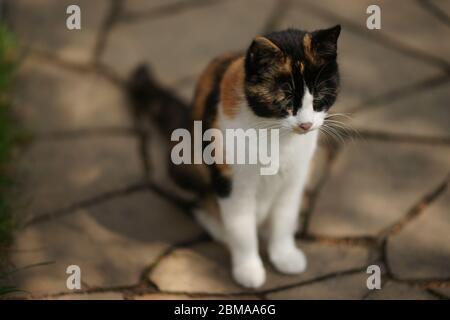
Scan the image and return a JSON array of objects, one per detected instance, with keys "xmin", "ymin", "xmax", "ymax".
[{"xmin": 244, "ymin": 26, "xmax": 341, "ymax": 134}]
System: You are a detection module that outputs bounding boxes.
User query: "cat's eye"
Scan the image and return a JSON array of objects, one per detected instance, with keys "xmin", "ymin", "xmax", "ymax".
[
  {"xmin": 273, "ymin": 97, "xmax": 285, "ymax": 104},
  {"xmin": 280, "ymin": 83, "xmax": 293, "ymax": 93},
  {"xmin": 313, "ymin": 95, "xmax": 332, "ymax": 111}
]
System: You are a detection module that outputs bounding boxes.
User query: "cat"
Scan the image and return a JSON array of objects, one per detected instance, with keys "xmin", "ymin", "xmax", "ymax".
[{"xmin": 129, "ymin": 25, "xmax": 341, "ymax": 288}]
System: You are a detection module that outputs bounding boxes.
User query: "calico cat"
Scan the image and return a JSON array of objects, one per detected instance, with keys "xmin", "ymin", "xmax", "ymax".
[{"xmin": 129, "ymin": 25, "xmax": 341, "ymax": 288}]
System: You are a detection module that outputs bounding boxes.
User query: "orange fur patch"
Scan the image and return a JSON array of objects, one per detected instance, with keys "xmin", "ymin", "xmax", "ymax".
[
  {"xmin": 202, "ymin": 193, "xmax": 221, "ymax": 218},
  {"xmin": 221, "ymin": 57, "xmax": 245, "ymax": 118},
  {"xmin": 192, "ymin": 66, "xmax": 215, "ymax": 120},
  {"xmin": 254, "ymin": 36, "xmax": 281, "ymax": 52},
  {"xmin": 303, "ymin": 33, "xmax": 317, "ymax": 64},
  {"xmin": 282, "ymin": 56, "xmax": 292, "ymax": 74},
  {"xmin": 192, "ymin": 53, "xmax": 237, "ymax": 121}
]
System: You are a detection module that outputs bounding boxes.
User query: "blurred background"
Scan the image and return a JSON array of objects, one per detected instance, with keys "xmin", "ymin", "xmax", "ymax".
[{"xmin": 0, "ymin": 0, "xmax": 449, "ymax": 299}]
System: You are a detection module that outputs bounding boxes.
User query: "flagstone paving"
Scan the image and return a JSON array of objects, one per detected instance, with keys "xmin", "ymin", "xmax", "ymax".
[
  {"xmin": 8, "ymin": 0, "xmax": 110, "ymax": 64},
  {"xmin": 13, "ymin": 57, "xmax": 132, "ymax": 133},
  {"xmin": 365, "ymin": 281, "xmax": 435, "ymax": 300},
  {"xmin": 2, "ymin": 0, "xmax": 449, "ymax": 300},
  {"xmin": 149, "ymin": 241, "xmax": 368, "ymax": 294},
  {"xmin": 266, "ymin": 272, "xmax": 370, "ymax": 300},
  {"xmin": 309, "ymin": 141, "xmax": 450, "ymax": 237},
  {"xmin": 16, "ymin": 136, "xmax": 142, "ymax": 222},
  {"xmin": 388, "ymin": 187, "xmax": 450, "ymax": 280}
]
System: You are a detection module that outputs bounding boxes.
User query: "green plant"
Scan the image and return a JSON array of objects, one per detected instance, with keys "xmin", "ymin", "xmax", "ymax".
[
  {"xmin": 0, "ymin": 24, "xmax": 17, "ymax": 252},
  {"xmin": 0, "ymin": 24, "xmax": 18, "ymax": 297}
]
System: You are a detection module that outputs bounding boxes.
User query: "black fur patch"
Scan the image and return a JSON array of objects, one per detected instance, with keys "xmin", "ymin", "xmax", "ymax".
[
  {"xmin": 202, "ymin": 55, "xmax": 239, "ymax": 198},
  {"xmin": 203, "ymin": 55, "xmax": 238, "ymax": 128}
]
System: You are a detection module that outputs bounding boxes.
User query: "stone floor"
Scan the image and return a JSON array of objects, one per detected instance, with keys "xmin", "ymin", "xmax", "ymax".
[{"xmin": 2, "ymin": 0, "xmax": 449, "ymax": 300}]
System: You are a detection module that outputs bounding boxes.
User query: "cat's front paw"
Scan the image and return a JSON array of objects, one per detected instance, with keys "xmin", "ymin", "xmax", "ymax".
[
  {"xmin": 269, "ymin": 246, "xmax": 307, "ymax": 275},
  {"xmin": 232, "ymin": 258, "xmax": 266, "ymax": 288}
]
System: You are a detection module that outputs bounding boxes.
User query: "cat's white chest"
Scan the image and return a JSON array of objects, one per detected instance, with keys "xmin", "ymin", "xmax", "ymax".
[
  {"xmin": 255, "ymin": 131, "xmax": 318, "ymax": 224},
  {"xmin": 218, "ymin": 103, "xmax": 319, "ymax": 224}
]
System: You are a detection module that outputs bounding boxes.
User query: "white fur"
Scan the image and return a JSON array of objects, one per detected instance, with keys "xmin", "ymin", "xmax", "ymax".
[{"xmin": 195, "ymin": 86, "xmax": 323, "ymax": 288}]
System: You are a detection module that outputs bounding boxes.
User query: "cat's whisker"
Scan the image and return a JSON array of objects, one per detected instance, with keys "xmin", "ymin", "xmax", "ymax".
[
  {"xmin": 324, "ymin": 118, "xmax": 361, "ymax": 141},
  {"xmin": 320, "ymin": 126, "xmax": 337, "ymax": 143},
  {"xmin": 322, "ymin": 124, "xmax": 346, "ymax": 145},
  {"xmin": 327, "ymin": 112, "xmax": 352, "ymax": 115},
  {"xmin": 325, "ymin": 112, "xmax": 360, "ymax": 139},
  {"xmin": 326, "ymin": 122, "xmax": 358, "ymax": 145},
  {"xmin": 320, "ymin": 128, "xmax": 337, "ymax": 147},
  {"xmin": 325, "ymin": 112, "xmax": 352, "ymax": 120},
  {"xmin": 324, "ymin": 123, "xmax": 353, "ymax": 143},
  {"xmin": 324, "ymin": 119, "xmax": 351, "ymax": 128},
  {"xmin": 318, "ymin": 127, "xmax": 335, "ymax": 146},
  {"xmin": 324, "ymin": 121, "xmax": 351, "ymax": 134}
]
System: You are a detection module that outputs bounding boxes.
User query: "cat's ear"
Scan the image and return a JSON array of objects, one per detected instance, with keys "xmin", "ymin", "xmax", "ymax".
[
  {"xmin": 247, "ymin": 36, "xmax": 283, "ymax": 69},
  {"xmin": 304, "ymin": 25, "xmax": 341, "ymax": 64}
]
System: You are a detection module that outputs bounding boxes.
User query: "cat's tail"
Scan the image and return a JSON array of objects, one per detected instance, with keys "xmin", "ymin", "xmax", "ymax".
[
  {"xmin": 127, "ymin": 64, "xmax": 206, "ymax": 200},
  {"xmin": 127, "ymin": 64, "xmax": 159, "ymax": 120},
  {"xmin": 127, "ymin": 63, "xmax": 191, "ymax": 135},
  {"xmin": 128, "ymin": 64, "xmax": 222, "ymax": 235}
]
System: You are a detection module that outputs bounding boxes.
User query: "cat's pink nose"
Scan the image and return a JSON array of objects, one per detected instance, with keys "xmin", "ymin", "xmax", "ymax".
[{"xmin": 299, "ymin": 122, "xmax": 313, "ymax": 131}]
